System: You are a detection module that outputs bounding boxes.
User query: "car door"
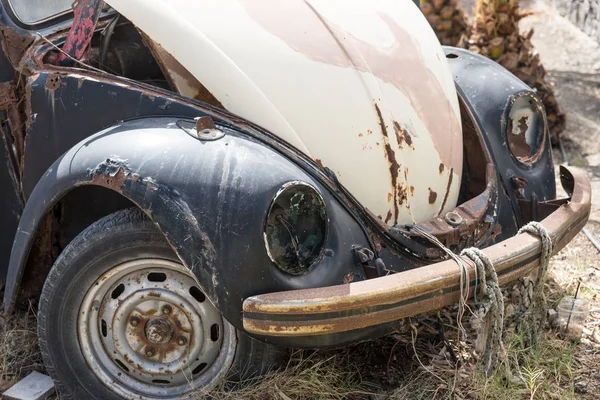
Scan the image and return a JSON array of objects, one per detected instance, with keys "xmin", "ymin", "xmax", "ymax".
[{"xmin": 0, "ymin": 0, "xmax": 73, "ymax": 281}]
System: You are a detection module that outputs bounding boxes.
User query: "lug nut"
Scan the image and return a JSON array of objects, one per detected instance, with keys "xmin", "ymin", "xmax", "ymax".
[
  {"xmin": 129, "ymin": 316, "xmax": 141, "ymax": 327},
  {"xmin": 177, "ymin": 336, "xmax": 187, "ymax": 346},
  {"xmin": 145, "ymin": 347, "xmax": 156, "ymax": 357},
  {"xmin": 162, "ymin": 305, "xmax": 172, "ymax": 315}
]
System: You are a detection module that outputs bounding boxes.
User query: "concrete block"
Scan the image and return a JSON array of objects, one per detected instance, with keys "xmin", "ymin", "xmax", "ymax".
[{"xmin": 2, "ymin": 371, "xmax": 55, "ymax": 400}]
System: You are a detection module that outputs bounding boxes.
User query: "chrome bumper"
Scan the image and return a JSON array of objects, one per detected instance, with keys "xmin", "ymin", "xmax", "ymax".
[{"xmin": 243, "ymin": 167, "xmax": 591, "ymax": 337}]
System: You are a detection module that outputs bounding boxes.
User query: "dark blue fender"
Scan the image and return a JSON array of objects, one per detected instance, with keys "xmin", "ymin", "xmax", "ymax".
[
  {"xmin": 3, "ymin": 117, "xmax": 370, "ymax": 330},
  {"xmin": 444, "ymin": 47, "xmax": 556, "ymax": 238}
]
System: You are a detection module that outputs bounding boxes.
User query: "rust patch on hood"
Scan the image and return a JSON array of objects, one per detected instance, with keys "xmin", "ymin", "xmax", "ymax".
[
  {"xmin": 438, "ymin": 168, "xmax": 454, "ymax": 215},
  {"xmin": 239, "ymin": 1, "xmax": 462, "ymax": 171},
  {"xmin": 384, "ymin": 210, "xmax": 392, "ymax": 224},
  {"xmin": 375, "ymin": 103, "xmax": 401, "ymax": 225},
  {"xmin": 428, "ymin": 188, "xmax": 437, "ymax": 204},
  {"xmin": 393, "ymin": 121, "xmax": 413, "ymax": 149}
]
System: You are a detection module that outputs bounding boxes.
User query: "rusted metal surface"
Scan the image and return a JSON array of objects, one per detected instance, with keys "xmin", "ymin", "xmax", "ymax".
[
  {"xmin": 107, "ymin": 0, "xmax": 464, "ymax": 227},
  {"xmin": 0, "ymin": 16, "xmax": 441, "ymax": 278},
  {"xmin": 390, "ymin": 96, "xmax": 499, "ymax": 255},
  {"xmin": 0, "ymin": 26, "xmax": 35, "ymax": 68},
  {"xmin": 518, "ymin": 198, "xmax": 568, "ymax": 223},
  {"xmin": 141, "ymin": 33, "xmax": 223, "ymax": 108},
  {"xmin": 0, "ymin": 5, "xmax": 564, "ymax": 345},
  {"xmin": 85, "ymin": 156, "xmax": 218, "ymax": 293},
  {"xmin": 56, "ymin": 0, "xmax": 103, "ymax": 66},
  {"xmin": 0, "ymin": 78, "xmax": 27, "ymax": 174},
  {"xmin": 505, "ymin": 91, "xmax": 547, "ymax": 165},
  {"xmin": 176, "ymin": 118, "xmax": 225, "ymax": 141},
  {"xmin": 15, "ymin": 212, "xmax": 55, "ymax": 305},
  {"xmin": 242, "ymin": 166, "xmax": 591, "ymax": 336},
  {"xmin": 428, "ymin": 188, "xmax": 437, "ymax": 204},
  {"xmin": 195, "ymin": 115, "xmax": 216, "ymax": 131},
  {"xmin": 78, "ymin": 259, "xmax": 234, "ymax": 396},
  {"xmin": 374, "ymin": 103, "xmax": 401, "ymax": 226}
]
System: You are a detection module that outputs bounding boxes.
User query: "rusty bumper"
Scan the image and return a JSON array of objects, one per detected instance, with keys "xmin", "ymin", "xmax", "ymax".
[{"xmin": 243, "ymin": 166, "xmax": 591, "ymax": 337}]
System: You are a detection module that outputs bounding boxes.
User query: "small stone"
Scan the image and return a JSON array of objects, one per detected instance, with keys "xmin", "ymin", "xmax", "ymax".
[
  {"xmin": 548, "ymin": 308, "xmax": 558, "ymax": 322},
  {"xmin": 574, "ymin": 380, "xmax": 588, "ymax": 394}
]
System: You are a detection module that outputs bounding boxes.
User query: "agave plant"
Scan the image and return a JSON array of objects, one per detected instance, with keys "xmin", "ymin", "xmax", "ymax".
[
  {"xmin": 458, "ymin": 0, "xmax": 565, "ymax": 143},
  {"xmin": 420, "ymin": 0, "xmax": 468, "ymax": 46}
]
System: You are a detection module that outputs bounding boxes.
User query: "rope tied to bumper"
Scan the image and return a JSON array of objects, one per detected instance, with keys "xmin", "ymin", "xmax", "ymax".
[
  {"xmin": 462, "ymin": 221, "xmax": 552, "ymax": 376},
  {"xmin": 413, "ymin": 221, "xmax": 553, "ymax": 377},
  {"xmin": 461, "ymin": 247, "xmax": 506, "ymax": 377},
  {"xmin": 513, "ymin": 221, "xmax": 553, "ymax": 348}
]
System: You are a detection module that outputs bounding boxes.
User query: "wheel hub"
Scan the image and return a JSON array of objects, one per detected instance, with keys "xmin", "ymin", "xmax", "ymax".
[
  {"xmin": 77, "ymin": 259, "xmax": 236, "ymax": 399},
  {"xmin": 144, "ymin": 318, "xmax": 174, "ymax": 344}
]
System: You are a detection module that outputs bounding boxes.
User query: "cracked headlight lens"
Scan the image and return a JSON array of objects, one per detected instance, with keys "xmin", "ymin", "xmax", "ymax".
[{"xmin": 264, "ymin": 181, "xmax": 328, "ymax": 276}]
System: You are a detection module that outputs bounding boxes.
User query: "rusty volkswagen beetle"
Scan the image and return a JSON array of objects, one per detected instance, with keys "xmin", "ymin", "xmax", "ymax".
[{"xmin": 0, "ymin": 0, "xmax": 591, "ymax": 398}]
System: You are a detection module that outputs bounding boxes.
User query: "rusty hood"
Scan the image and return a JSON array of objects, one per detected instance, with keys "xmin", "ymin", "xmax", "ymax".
[{"xmin": 106, "ymin": 0, "xmax": 463, "ymax": 226}]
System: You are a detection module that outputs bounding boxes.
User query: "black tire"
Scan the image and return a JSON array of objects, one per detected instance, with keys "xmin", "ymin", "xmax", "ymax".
[{"xmin": 38, "ymin": 208, "xmax": 283, "ymax": 399}]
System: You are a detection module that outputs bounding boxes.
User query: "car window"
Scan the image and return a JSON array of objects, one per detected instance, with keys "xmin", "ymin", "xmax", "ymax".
[{"xmin": 6, "ymin": 0, "xmax": 72, "ymax": 24}]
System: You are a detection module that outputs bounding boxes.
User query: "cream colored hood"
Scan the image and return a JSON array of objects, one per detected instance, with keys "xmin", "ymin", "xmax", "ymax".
[{"xmin": 107, "ymin": 0, "xmax": 463, "ymax": 226}]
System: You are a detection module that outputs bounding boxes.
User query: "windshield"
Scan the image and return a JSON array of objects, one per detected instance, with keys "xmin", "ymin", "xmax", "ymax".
[{"xmin": 6, "ymin": 0, "xmax": 72, "ymax": 24}]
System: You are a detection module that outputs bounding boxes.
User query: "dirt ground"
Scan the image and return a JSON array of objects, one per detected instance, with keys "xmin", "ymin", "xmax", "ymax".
[
  {"xmin": 1, "ymin": 1, "xmax": 600, "ymax": 399},
  {"xmin": 519, "ymin": 0, "xmax": 600, "ymax": 396}
]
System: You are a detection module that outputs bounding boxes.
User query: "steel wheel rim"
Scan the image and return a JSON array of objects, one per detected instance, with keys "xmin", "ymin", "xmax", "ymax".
[{"xmin": 78, "ymin": 259, "xmax": 235, "ymax": 399}]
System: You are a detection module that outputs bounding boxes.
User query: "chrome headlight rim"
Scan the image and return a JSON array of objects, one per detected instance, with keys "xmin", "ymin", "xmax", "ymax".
[
  {"xmin": 263, "ymin": 180, "xmax": 329, "ymax": 276},
  {"xmin": 505, "ymin": 91, "xmax": 548, "ymax": 166}
]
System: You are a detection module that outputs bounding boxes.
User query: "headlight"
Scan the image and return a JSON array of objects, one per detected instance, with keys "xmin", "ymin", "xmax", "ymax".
[
  {"xmin": 264, "ymin": 181, "xmax": 328, "ymax": 275},
  {"xmin": 506, "ymin": 92, "xmax": 547, "ymax": 165}
]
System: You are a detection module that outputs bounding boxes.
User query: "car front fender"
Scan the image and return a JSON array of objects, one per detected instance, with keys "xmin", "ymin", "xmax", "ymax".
[
  {"xmin": 444, "ymin": 47, "xmax": 556, "ymax": 242},
  {"xmin": 3, "ymin": 117, "xmax": 370, "ymax": 330}
]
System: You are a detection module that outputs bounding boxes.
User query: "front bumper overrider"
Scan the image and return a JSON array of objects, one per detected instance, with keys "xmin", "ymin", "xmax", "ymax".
[{"xmin": 243, "ymin": 166, "xmax": 591, "ymax": 337}]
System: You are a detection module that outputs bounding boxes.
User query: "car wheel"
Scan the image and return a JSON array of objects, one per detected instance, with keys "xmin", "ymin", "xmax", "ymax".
[{"xmin": 38, "ymin": 208, "xmax": 282, "ymax": 399}]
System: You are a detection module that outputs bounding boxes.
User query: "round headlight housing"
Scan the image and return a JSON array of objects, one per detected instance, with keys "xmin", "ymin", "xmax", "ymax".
[
  {"xmin": 506, "ymin": 92, "xmax": 547, "ymax": 165},
  {"xmin": 264, "ymin": 181, "xmax": 328, "ymax": 276}
]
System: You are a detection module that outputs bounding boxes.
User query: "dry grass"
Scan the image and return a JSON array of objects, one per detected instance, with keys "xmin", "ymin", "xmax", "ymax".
[
  {"xmin": 2, "ymin": 238, "xmax": 600, "ymax": 400},
  {"xmin": 203, "ymin": 270, "xmax": 600, "ymax": 400},
  {"xmin": 203, "ymin": 350, "xmax": 377, "ymax": 400},
  {"xmin": 2, "ymin": 276, "xmax": 599, "ymax": 399},
  {"xmin": 0, "ymin": 289, "xmax": 44, "ymax": 393}
]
